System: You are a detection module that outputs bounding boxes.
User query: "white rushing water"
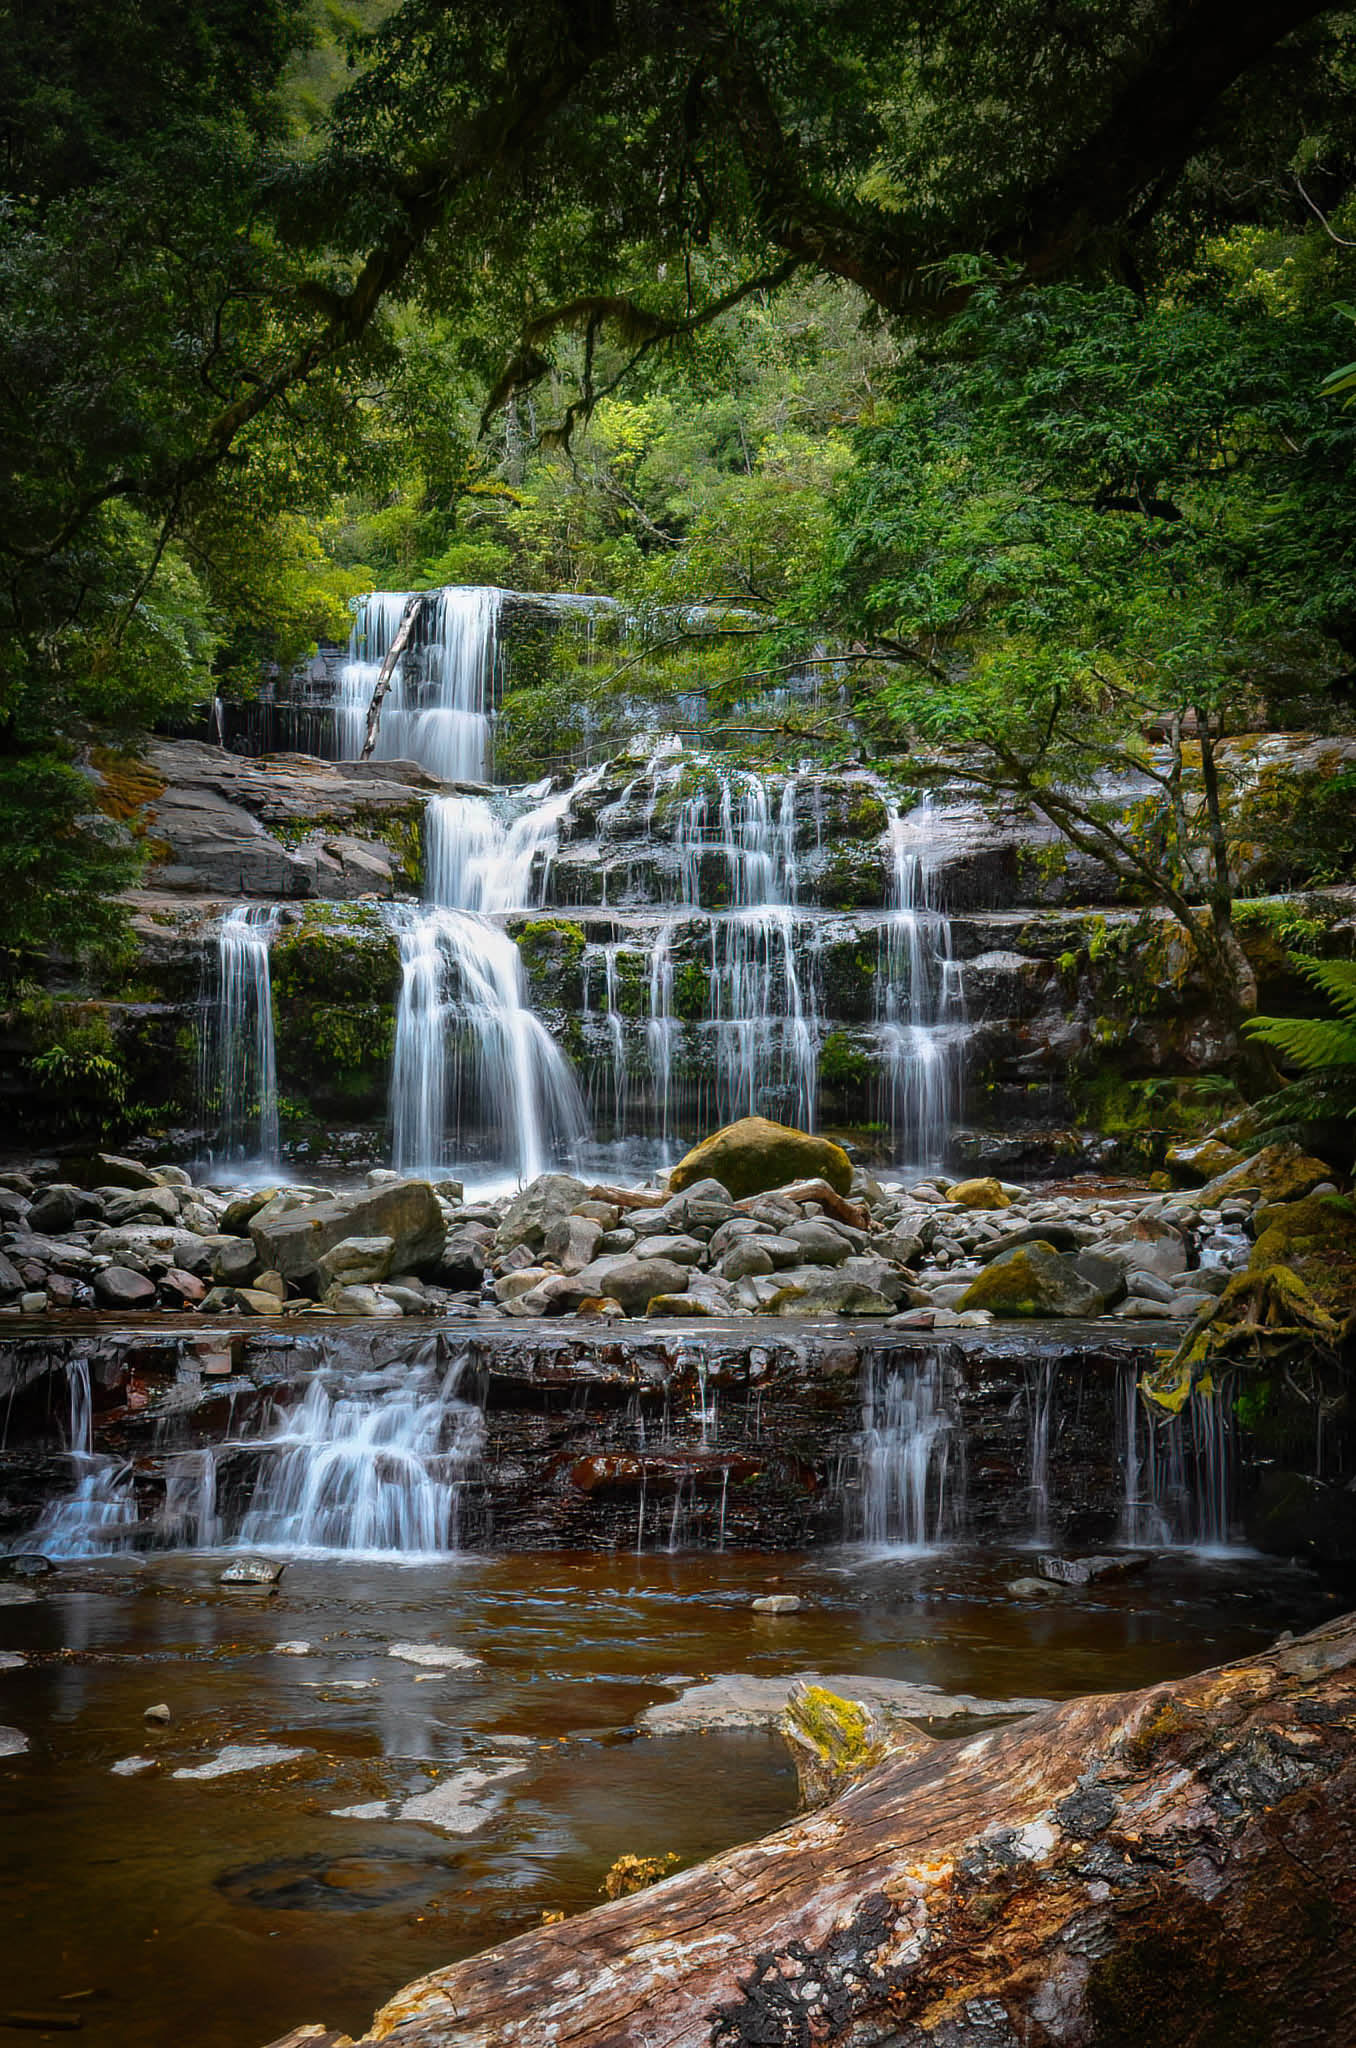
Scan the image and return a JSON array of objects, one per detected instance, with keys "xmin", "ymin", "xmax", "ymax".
[
  {"xmin": 236, "ymin": 1353, "xmax": 485, "ymax": 1557},
  {"xmin": 338, "ymin": 587, "xmax": 502, "ymax": 782},
  {"xmin": 202, "ymin": 904, "xmax": 280, "ymax": 1164},
  {"xmin": 856, "ymin": 1353, "xmax": 963, "ymax": 1549},
  {"xmin": 875, "ymin": 800, "xmax": 965, "ymax": 1165},
  {"xmin": 1118, "ymin": 1367, "xmax": 1235, "ymax": 1550},
  {"xmin": 26, "ymin": 1358, "xmax": 138, "ymax": 1559}
]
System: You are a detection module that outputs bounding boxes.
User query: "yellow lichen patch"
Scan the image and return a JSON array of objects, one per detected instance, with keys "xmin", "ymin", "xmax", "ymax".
[
  {"xmin": 601, "ymin": 1852, "xmax": 681, "ymax": 1900},
  {"xmin": 90, "ymin": 746, "xmax": 165, "ymax": 823}
]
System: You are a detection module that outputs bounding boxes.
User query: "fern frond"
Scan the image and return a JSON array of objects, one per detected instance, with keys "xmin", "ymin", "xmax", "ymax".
[
  {"xmin": 1301, "ymin": 958, "xmax": 1356, "ymax": 1021},
  {"xmin": 1244, "ymin": 1014, "xmax": 1356, "ymax": 1069}
]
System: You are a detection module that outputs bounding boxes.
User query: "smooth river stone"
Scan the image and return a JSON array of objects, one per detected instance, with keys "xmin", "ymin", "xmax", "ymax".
[
  {"xmin": 0, "ymin": 1726, "xmax": 31, "ymax": 1757},
  {"xmin": 640, "ymin": 1673, "xmax": 1052, "ymax": 1735},
  {"xmin": 397, "ymin": 1762, "xmax": 527, "ymax": 1833},
  {"xmin": 387, "ymin": 1642, "xmax": 481, "ymax": 1671},
  {"xmin": 172, "ymin": 1744, "xmax": 310, "ymax": 1780}
]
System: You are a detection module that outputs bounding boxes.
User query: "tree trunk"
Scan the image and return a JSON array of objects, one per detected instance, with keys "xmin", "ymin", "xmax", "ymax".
[
  {"xmin": 265, "ymin": 1612, "xmax": 1356, "ymax": 2048},
  {"xmin": 359, "ymin": 596, "xmax": 422, "ymax": 760}
]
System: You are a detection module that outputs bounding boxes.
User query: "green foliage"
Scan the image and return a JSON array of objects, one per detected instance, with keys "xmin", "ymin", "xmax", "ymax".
[{"xmin": 1246, "ymin": 960, "xmax": 1356, "ymax": 1098}]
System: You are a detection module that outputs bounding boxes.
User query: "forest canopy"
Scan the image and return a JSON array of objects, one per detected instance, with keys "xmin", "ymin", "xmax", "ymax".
[{"xmin": 2, "ymin": 0, "xmax": 1355, "ymax": 974}]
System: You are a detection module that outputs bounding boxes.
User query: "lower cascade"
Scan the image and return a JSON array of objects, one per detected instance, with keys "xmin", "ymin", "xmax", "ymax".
[
  {"xmin": 236, "ymin": 1354, "xmax": 485, "ymax": 1555},
  {"xmin": 855, "ymin": 1353, "xmax": 966, "ymax": 1549}
]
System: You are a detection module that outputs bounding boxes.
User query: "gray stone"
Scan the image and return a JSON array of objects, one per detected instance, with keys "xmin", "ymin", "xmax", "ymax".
[
  {"xmin": 634, "ymin": 1232, "xmax": 704, "ymax": 1265},
  {"xmin": 0, "ymin": 1192, "xmax": 31, "ymax": 1228},
  {"xmin": 502, "ymin": 1274, "xmax": 584, "ymax": 1317},
  {"xmin": 751, "ymin": 1594, "xmax": 802, "ymax": 1613},
  {"xmin": 640, "ymin": 1672, "xmax": 1051, "ymax": 1735},
  {"xmin": 958, "ymin": 1243, "xmax": 1108, "ymax": 1319},
  {"xmin": 1124, "ymin": 1268, "xmax": 1177, "ymax": 1304},
  {"xmin": 0, "ymin": 1727, "xmax": 30, "ymax": 1758},
  {"xmin": 251, "ymin": 1181, "xmax": 445, "ymax": 1288},
  {"xmin": 27, "ymin": 1183, "xmax": 103, "ymax": 1234},
  {"xmin": 1072, "ymin": 1251, "xmax": 1127, "ymax": 1305},
  {"xmin": 0, "ymin": 1251, "xmax": 22, "ymax": 1296},
  {"xmin": 219, "ymin": 1556, "xmax": 286, "ymax": 1586},
  {"xmin": 1038, "ymin": 1553, "xmax": 1150, "ymax": 1586},
  {"xmin": 569, "ymin": 1253, "xmax": 691, "ymax": 1314},
  {"xmin": 1007, "ymin": 1577, "xmax": 1061, "ymax": 1599},
  {"xmin": 494, "ymin": 1174, "xmax": 589, "ymax": 1256},
  {"xmin": 783, "ymin": 1218, "xmax": 853, "ymax": 1266},
  {"xmin": 316, "ymin": 1235, "xmax": 397, "ymax": 1287},
  {"xmin": 322, "ymin": 1282, "xmax": 405, "ymax": 1318},
  {"xmin": 102, "ymin": 1186, "xmax": 182, "ymax": 1227},
  {"xmin": 93, "ymin": 1265, "xmax": 158, "ymax": 1308},
  {"xmin": 211, "ymin": 1236, "xmax": 261, "ymax": 1286},
  {"xmin": 438, "ymin": 1233, "xmax": 488, "ymax": 1285},
  {"xmin": 143, "ymin": 1702, "xmax": 173, "ymax": 1724},
  {"xmin": 387, "ymin": 1642, "xmax": 481, "ymax": 1670},
  {"xmin": 719, "ymin": 1240, "xmax": 775, "ymax": 1281},
  {"xmin": 541, "ymin": 1212, "xmax": 604, "ymax": 1274},
  {"xmin": 172, "ymin": 1744, "xmax": 309, "ymax": 1780}
]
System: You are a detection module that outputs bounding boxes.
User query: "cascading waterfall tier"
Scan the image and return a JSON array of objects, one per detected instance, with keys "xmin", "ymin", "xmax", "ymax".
[
  {"xmin": 1118, "ymin": 1368, "xmax": 1235, "ymax": 1549},
  {"xmin": 875, "ymin": 799, "xmax": 966, "ymax": 1164},
  {"xmin": 199, "ymin": 905, "xmax": 280, "ymax": 1165},
  {"xmin": 338, "ymin": 587, "xmax": 502, "ymax": 783},
  {"xmin": 854, "ymin": 1351, "xmax": 965, "ymax": 1549},
  {"xmin": 26, "ymin": 1358, "xmax": 138, "ymax": 1559}
]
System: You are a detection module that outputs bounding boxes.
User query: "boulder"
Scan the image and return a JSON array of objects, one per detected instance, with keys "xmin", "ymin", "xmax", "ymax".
[
  {"xmin": 542, "ymin": 1213, "xmax": 604, "ymax": 1274},
  {"xmin": 945, "ymin": 1177, "xmax": 1011, "ymax": 1211},
  {"xmin": 1038, "ymin": 1553, "xmax": 1150, "ymax": 1586},
  {"xmin": 159, "ymin": 1268, "xmax": 206, "ymax": 1306},
  {"xmin": 719, "ymin": 1240, "xmax": 775, "ymax": 1282},
  {"xmin": 1164, "ymin": 1136, "xmax": 1246, "ymax": 1185},
  {"xmin": 321, "ymin": 1283, "xmax": 405, "ymax": 1318},
  {"xmin": 669, "ymin": 1118, "xmax": 852, "ymax": 1201},
  {"xmin": 438, "ymin": 1233, "xmax": 488, "ymax": 1285},
  {"xmin": 316, "ymin": 1235, "xmax": 397, "ymax": 1287},
  {"xmin": 767, "ymin": 1268, "xmax": 895, "ymax": 1316},
  {"xmin": 783, "ymin": 1218, "xmax": 853, "ymax": 1266},
  {"xmin": 93, "ymin": 1265, "xmax": 158, "ymax": 1309},
  {"xmin": 569, "ymin": 1254, "xmax": 690, "ymax": 1314},
  {"xmin": 250, "ymin": 1181, "xmax": 444, "ymax": 1289},
  {"xmin": 494, "ymin": 1174, "xmax": 589, "ymax": 1256},
  {"xmin": 1191, "ymin": 1141, "xmax": 1335, "ymax": 1212},
  {"xmin": 958, "ymin": 1243, "xmax": 1109, "ymax": 1319},
  {"xmin": 102, "ymin": 1186, "xmax": 182, "ymax": 1227},
  {"xmin": 634, "ymin": 1233, "xmax": 704, "ymax": 1265},
  {"xmin": 220, "ymin": 1189, "xmax": 277, "ymax": 1235},
  {"xmin": 211, "ymin": 1237, "xmax": 261, "ymax": 1286},
  {"xmin": 502, "ymin": 1274, "xmax": 584, "ymax": 1317},
  {"xmin": 27, "ymin": 1183, "xmax": 103, "ymax": 1233}
]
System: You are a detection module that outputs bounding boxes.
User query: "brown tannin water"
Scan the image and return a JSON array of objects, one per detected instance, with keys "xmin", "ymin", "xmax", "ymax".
[{"xmin": 0, "ymin": 1547, "xmax": 1334, "ymax": 2047}]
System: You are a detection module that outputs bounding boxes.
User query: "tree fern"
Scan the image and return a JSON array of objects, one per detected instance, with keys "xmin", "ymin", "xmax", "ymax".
[{"xmin": 1246, "ymin": 960, "xmax": 1356, "ymax": 1124}]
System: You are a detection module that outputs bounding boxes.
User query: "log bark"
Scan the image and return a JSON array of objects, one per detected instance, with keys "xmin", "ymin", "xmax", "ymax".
[
  {"xmin": 266, "ymin": 1612, "xmax": 1356, "ymax": 2048},
  {"xmin": 360, "ymin": 597, "xmax": 421, "ymax": 761}
]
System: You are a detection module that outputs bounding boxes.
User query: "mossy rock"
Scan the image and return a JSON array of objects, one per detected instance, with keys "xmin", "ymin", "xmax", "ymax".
[
  {"xmin": 1164, "ymin": 1137, "xmax": 1246, "ymax": 1185},
  {"xmin": 946, "ymin": 1176, "xmax": 1011, "ymax": 1211},
  {"xmin": 959, "ymin": 1242, "xmax": 1107, "ymax": 1318},
  {"xmin": 669, "ymin": 1116, "xmax": 853, "ymax": 1200},
  {"xmin": 1192, "ymin": 1140, "xmax": 1335, "ymax": 1210}
]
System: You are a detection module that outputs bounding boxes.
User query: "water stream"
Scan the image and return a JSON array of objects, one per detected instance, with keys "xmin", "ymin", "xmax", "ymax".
[{"xmin": 200, "ymin": 904, "xmax": 280, "ymax": 1164}]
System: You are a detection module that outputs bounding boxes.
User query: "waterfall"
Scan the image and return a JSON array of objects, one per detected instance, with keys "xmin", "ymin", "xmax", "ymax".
[
  {"xmin": 1025, "ymin": 1358, "xmax": 1055, "ymax": 1545},
  {"xmin": 1117, "ymin": 1368, "xmax": 1235, "ymax": 1549},
  {"xmin": 338, "ymin": 587, "xmax": 502, "ymax": 782},
  {"xmin": 665, "ymin": 767, "xmax": 819, "ymax": 1128},
  {"xmin": 388, "ymin": 783, "xmax": 592, "ymax": 1180},
  {"xmin": 202, "ymin": 905, "xmax": 279, "ymax": 1163},
  {"xmin": 24, "ymin": 1358, "xmax": 137, "ymax": 1559},
  {"xmin": 856, "ymin": 1352, "xmax": 964, "ymax": 1549},
  {"xmin": 875, "ymin": 800, "xmax": 965, "ymax": 1166},
  {"xmin": 235, "ymin": 1352, "xmax": 484, "ymax": 1557}
]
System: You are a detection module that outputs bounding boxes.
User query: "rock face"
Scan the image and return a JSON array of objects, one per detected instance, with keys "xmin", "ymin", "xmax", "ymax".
[
  {"xmin": 669, "ymin": 1119, "xmax": 853, "ymax": 1201},
  {"xmin": 249, "ymin": 1183, "xmax": 445, "ymax": 1289}
]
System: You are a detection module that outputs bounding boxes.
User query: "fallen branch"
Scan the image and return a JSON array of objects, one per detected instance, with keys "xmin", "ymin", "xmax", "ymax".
[
  {"xmin": 360, "ymin": 596, "xmax": 421, "ymax": 761},
  {"xmin": 263, "ymin": 1609, "xmax": 1356, "ymax": 2048}
]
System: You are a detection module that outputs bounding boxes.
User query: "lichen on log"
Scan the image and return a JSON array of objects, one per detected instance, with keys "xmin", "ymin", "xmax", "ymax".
[{"xmin": 264, "ymin": 1611, "xmax": 1356, "ymax": 2048}]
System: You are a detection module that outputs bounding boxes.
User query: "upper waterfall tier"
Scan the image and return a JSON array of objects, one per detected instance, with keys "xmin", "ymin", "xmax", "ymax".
[{"xmin": 337, "ymin": 587, "xmax": 503, "ymax": 783}]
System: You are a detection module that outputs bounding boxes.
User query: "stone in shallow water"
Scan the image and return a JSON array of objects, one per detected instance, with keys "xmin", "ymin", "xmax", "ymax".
[
  {"xmin": 332, "ymin": 1799, "xmax": 392, "ymax": 1820},
  {"xmin": 274, "ymin": 1640, "xmax": 311, "ymax": 1656},
  {"xmin": 1038, "ymin": 1553, "xmax": 1150, "ymax": 1586},
  {"xmin": 387, "ymin": 1642, "xmax": 481, "ymax": 1671},
  {"xmin": 111, "ymin": 1754, "xmax": 157, "ymax": 1776},
  {"xmin": 751, "ymin": 1594, "xmax": 802, "ymax": 1614},
  {"xmin": 0, "ymin": 1652, "xmax": 26, "ymax": 1671},
  {"xmin": 172, "ymin": 1744, "xmax": 310, "ymax": 1780},
  {"xmin": 397, "ymin": 1762, "xmax": 527, "ymax": 1833},
  {"xmin": 640, "ymin": 1673, "xmax": 1051, "ymax": 1735},
  {"xmin": 0, "ymin": 1726, "xmax": 29, "ymax": 1758},
  {"xmin": 219, "ymin": 1556, "xmax": 286, "ymax": 1587}
]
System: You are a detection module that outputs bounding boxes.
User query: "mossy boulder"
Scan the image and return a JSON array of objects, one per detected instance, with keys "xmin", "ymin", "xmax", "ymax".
[
  {"xmin": 959, "ymin": 1242, "xmax": 1108, "ymax": 1318},
  {"xmin": 1192, "ymin": 1140, "xmax": 1334, "ymax": 1210},
  {"xmin": 669, "ymin": 1117, "xmax": 853, "ymax": 1200},
  {"xmin": 946, "ymin": 1176, "xmax": 1011, "ymax": 1211},
  {"xmin": 1164, "ymin": 1137, "xmax": 1245, "ymax": 1185}
]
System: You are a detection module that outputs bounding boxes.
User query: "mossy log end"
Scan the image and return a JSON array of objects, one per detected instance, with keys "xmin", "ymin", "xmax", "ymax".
[{"xmin": 266, "ymin": 1613, "xmax": 1356, "ymax": 2048}]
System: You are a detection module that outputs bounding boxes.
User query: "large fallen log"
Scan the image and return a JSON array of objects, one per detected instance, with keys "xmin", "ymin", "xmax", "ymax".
[{"xmin": 267, "ymin": 1612, "xmax": 1356, "ymax": 2048}]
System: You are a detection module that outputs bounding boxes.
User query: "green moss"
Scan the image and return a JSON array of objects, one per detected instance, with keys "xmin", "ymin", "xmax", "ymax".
[
  {"xmin": 672, "ymin": 960, "xmax": 709, "ymax": 1022},
  {"xmin": 820, "ymin": 1030, "xmax": 868, "ymax": 1086},
  {"xmin": 263, "ymin": 803, "xmax": 424, "ymax": 891}
]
